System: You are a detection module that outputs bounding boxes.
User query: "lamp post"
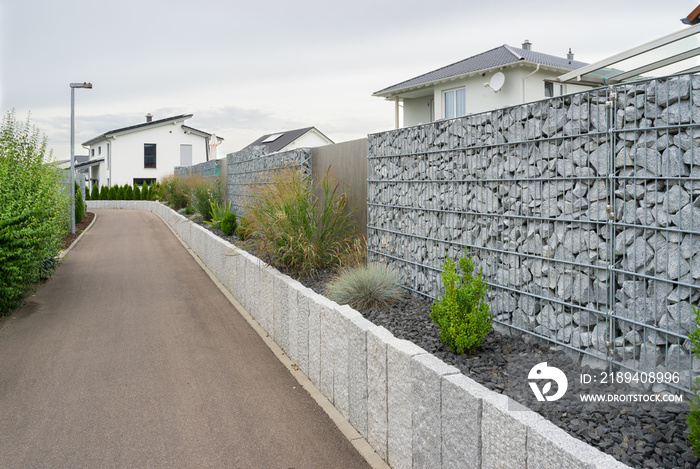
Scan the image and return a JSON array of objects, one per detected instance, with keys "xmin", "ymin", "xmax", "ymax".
[{"xmin": 70, "ymin": 82, "xmax": 92, "ymax": 233}]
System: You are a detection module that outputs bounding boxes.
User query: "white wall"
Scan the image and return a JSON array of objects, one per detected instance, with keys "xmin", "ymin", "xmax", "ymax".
[
  {"xmin": 284, "ymin": 129, "xmax": 333, "ymax": 150},
  {"xmin": 85, "ymin": 121, "xmax": 208, "ymax": 186},
  {"xmin": 403, "ymin": 95, "xmax": 433, "ymax": 127}
]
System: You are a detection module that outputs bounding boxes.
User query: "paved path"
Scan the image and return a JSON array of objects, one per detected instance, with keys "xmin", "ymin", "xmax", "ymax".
[{"xmin": 0, "ymin": 209, "xmax": 370, "ymax": 469}]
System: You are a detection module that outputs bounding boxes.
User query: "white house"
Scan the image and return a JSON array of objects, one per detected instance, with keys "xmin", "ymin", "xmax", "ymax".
[
  {"xmin": 242, "ymin": 127, "xmax": 333, "ymax": 153},
  {"xmin": 79, "ymin": 113, "xmax": 222, "ymax": 187},
  {"xmin": 373, "ymin": 41, "xmax": 593, "ymax": 128}
]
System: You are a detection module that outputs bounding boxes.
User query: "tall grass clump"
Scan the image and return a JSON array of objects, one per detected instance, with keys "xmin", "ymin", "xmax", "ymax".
[
  {"xmin": 245, "ymin": 167, "xmax": 356, "ymax": 275},
  {"xmin": 0, "ymin": 110, "xmax": 69, "ymax": 313},
  {"xmin": 430, "ymin": 252, "xmax": 491, "ymax": 354},
  {"xmin": 191, "ymin": 176, "xmax": 220, "ymax": 221},
  {"xmin": 326, "ymin": 263, "xmax": 404, "ymax": 309},
  {"xmin": 160, "ymin": 174, "xmax": 190, "ymax": 210}
]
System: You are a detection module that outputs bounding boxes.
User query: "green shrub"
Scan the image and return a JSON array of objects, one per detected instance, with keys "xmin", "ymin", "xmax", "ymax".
[
  {"xmin": 237, "ymin": 216, "xmax": 251, "ymax": 241},
  {"xmin": 74, "ymin": 181, "xmax": 85, "ymax": 224},
  {"xmin": 90, "ymin": 183, "xmax": 99, "ymax": 200},
  {"xmin": 133, "ymin": 184, "xmax": 141, "ymax": 200},
  {"xmin": 326, "ymin": 264, "xmax": 404, "ymax": 310},
  {"xmin": 205, "ymin": 200, "xmax": 233, "ymax": 230},
  {"xmin": 245, "ymin": 167, "xmax": 356, "ymax": 276},
  {"xmin": 84, "ymin": 184, "xmax": 90, "ymax": 201},
  {"xmin": 125, "ymin": 184, "xmax": 133, "ymax": 200},
  {"xmin": 687, "ymin": 306, "xmax": 700, "ymax": 456},
  {"xmin": 221, "ymin": 212, "xmax": 237, "ymax": 236},
  {"xmin": 430, "ymin": 252, "xmax": 491, "ymax": 354},
  {"xmin": 0, "ymin": 111, "xmax": 69, "ymax": 312},
  {"xmin": 141, "ymin": 184, "xmax": 149, "ymax": 200},
  {"xmin": 149, "ymin": 183, "xmax": 161, "ymax": 201},
  {"xmin": 117, "ymin": 185, "xmax": 125, "ymax": 200},
  {"xmin": 108, "ymin": 186, "xmax": 118, "ymax": 200},
  {"xmin": 99, "ymin": 185, "xmax": 109, "ymax": 200}
]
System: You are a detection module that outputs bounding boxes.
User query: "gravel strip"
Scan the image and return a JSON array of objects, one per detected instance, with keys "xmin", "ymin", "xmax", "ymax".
[{"xmin": 198, "ymin": 219, "xmax": 699, "ymax": 469}]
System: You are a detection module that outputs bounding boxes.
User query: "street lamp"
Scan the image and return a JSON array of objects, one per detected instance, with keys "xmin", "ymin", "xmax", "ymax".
[{"xmin": 70, "ymin": 82, "xmax": 92, "ymax": 234}]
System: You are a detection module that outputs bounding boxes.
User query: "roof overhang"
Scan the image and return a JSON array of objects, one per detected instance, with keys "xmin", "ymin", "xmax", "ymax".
[
  {"xmin": 75, "ymin": 157, "xmax": 104, "ymax": 169},
  {"xmin": 375, "ymin": 62, "xmax": 574, "ymax": 100},
  {"xmin": 558, "ymin": 23, "xmax": 700, "ymax": 86}
]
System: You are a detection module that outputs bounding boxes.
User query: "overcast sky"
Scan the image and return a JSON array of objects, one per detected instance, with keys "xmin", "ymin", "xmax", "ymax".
[{"xmin": 1, "ymin": 0, "xmax": 698, "ymax": 160}]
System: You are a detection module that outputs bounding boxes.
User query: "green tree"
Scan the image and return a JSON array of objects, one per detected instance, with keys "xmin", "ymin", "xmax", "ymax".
[
  {"xmin": 141, "ymin": 184, "xmax": 149, "ymax": 200},
  {"xmin": 74, "ymin": 181, "xmax": 84, "ymax": 224},
  {"xmin": 99, "ymin": 185, "xmax": 109, "ymax": 200},
  {"xmin": 0, "ymin": 110, "xmax": 69, "ymax": 312},
  {"xmin": 133, "ymin": 184, "xmax": 141, "ymax": 200},
  {"xmin": 90, "ymin": 183, "xmax": 99, "ymax": 200}
]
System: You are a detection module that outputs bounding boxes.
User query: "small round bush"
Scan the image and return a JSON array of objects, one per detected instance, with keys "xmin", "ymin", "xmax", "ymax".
[
  {"xmin": 326, "ymin": 264, "xmax": 405, "ymax": 310},
  {"xmin": 221, "ymin": 212, "xmax": 237, "ymax": 236}
]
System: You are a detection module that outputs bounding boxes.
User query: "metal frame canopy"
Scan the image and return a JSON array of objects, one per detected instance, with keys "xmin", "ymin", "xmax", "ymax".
[{"xmin": 558, "ymin": 23, "xmax": 700, "ymax": 86}]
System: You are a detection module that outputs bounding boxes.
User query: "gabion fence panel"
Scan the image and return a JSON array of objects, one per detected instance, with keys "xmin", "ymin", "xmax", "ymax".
[
  {"xmin": 226, "ymin": 146, "xmax": 311, "ymax": 217},
  {"xmin": 367, "ymin": 73, "xmax": 700, "ymax": 393},
  {"xmin": 174, "ymin": 159, "xmax": 220, "ymax": 178}
]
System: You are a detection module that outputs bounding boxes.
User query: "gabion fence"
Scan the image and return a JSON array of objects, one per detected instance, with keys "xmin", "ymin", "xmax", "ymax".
[
  {"xmin": 174, "ymin": 159, "xmax": 220, "ymax": 178},
  {"xmin": 367, "ymin": 72, "xmax": 700, "ymax": 393},
  {"xmin": 226, "ymin": 146, "xmax": 311, "ymax": 216}
]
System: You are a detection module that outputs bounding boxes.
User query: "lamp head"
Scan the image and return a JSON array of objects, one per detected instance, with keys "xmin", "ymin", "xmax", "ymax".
[{"xmin": 70, "ymin": 82, "xmax": 93, "ymax": 89}]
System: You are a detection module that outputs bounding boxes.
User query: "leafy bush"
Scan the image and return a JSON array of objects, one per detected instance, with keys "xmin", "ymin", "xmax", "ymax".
[
  {"xmin": 687, "ymin": 306, "xmax": 700, "ymax": 456},
  {"xmin": 0, "ymin": 111, "xmax": 69, "ymax": 312},
  {"xmin": 326, "ymin": 264, "xmax": 404, "ymax": 309},
  {"xmin": 221, "ymin": 212, "xmax": 237, "ymax": 236},
  {"xmin": 430, "ymin": 252, "xmax": 491, "ymax": 354},
  {"xmin": 74, "ymin": 181, "xmax": 84, "ymax": 224},
  {"xmin": 237, "ymin": 216, "xmax": 251, "ymax": 241},
  {"xmin": 245, "ymin": 167, "xmax": 357, "ymax": 275}
]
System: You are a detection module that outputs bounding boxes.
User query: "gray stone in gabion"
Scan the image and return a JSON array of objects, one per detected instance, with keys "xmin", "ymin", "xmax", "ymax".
[
  {"xmin": 624, "ymin": 237, "xmax": 654, "ymax": 272},
  {"xmin": 589, "ymin": 323, "xmax": 609, "ymax": 352},
  {"xmin": 672, "ymin": 204, "xmax": 700, "ymax": 232},
  {"xmin": 571, "ymin": 328, "xmax": 592, "ymax": 348},
  {"xmin": 666, "ymin": 301, "xmax": 695, "ymax": 335},
  {"xmin": 588, "ymin": 142, "xmax": 610, "ymax": 176}
]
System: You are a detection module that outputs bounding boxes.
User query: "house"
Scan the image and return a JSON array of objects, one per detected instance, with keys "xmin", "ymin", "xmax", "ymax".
[
  {"xmin": 243, "ymin": 127, "xmax": 333, "ymax": 153},
  {"xmin": 79, "ymin": 113, "xmax": 222, "ymax": 188},
  {"xmin": 373, "ymin": 41, "xmax": 592, "ymax": 128}
]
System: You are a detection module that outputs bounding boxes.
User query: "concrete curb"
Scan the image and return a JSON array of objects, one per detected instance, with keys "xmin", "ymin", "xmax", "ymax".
[{"xmin": 87, "ymin": 200, "xmax": 630, "ymax": 469}]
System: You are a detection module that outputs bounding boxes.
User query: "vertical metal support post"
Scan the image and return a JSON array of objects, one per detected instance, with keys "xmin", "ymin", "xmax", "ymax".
[{"xmin": 70, "ymin": 87, "xmax": 75, "ymax": 234}]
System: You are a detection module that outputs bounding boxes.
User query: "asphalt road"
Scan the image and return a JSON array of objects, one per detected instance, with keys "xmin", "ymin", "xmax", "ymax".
[{"xmin": 0, "ymin": 209, "xmax": 370, "ymax": 469}]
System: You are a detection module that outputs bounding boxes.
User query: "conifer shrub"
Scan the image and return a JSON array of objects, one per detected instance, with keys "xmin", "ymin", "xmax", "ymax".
[
  {"xmin": 90, "ymin": 183, "xmax": 99, "ymax": 200},
  {"xmin": 141, "ymin": 184, "xmax": 149, "ymax": 200},
  {"xmin": 133, "ymin": 184, "xmax": 141, "ymax": 200},
  {"xmin": 687, "ymin": 306, "xmax": 700, "ymax": 456},
  {"xmin": 430, "ymin": 252, "xmax": 492, "ymax": 354},
  {"xmin": 117, "ymin": 185, "xmax": 126, "ymax": 200},
  {"xmin": 220, "ymin": 212, "xmax": 237, "ymax": 236},
  {"xmin": 99, "ymin": 185, "xmax": 109, "ymax": 200},
  {"xmin": 108, "ymin": 186, "xmax": 118, "ymax": 200},
  {"xmin": 84, "ymin": 184, "xmax": 90, "ymax": 201},
  {"xmin": 74, "ymin": 181, "xmax": 85, "ymax": 224},
  {"xmin": 326, "ymin": 264, "xmax": 404, "ymax": 310},
  {"xmin": 125, "ymin": 184, "xmax": 133, "ymax": 200}
]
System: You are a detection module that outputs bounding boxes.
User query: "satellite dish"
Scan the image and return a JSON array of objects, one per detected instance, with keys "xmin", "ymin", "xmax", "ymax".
[{"xmin": 489, "ymin": 72, "xmax": 506, "ymax": 92}]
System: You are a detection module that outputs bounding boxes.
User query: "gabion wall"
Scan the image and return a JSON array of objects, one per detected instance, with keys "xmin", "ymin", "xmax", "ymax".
[
  {"xmin": 226, "ymin": 146, "xmax": 311, "ymax": 217},
  {"xmin": 174, "ymin": 159, "xmax": 220, "ymax": 178},
  {"xmin": 367, "ymin": 73, "xmax": 700, "ymax": 392}
]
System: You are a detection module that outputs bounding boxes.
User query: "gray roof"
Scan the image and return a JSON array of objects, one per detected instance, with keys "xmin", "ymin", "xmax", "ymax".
[
  {"xmin": 82, "ymin": 114, "xmax": 197, "ymax": 146},
  {"xmin": 243, "ymin": 127, "xmax": 330, "ymax": 153},
  {"xmin": 374, "ymin": 44, "xmax": 588, "ymax": 96}
]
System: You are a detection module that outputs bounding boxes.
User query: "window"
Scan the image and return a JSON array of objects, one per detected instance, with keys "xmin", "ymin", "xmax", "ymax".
[
  {"xmin": 544, "ymin": 82, "xmax": 563, "ymax": 98},
  {"xmin": 444, "ymin": 88, "xmax": 465, "ymax": 119},
  {"xmin": 144, "ymin": 144, "xmax": 156, "ymax": 168},
  {"xmin": 98, "ymin": 146, "xmax": 102, "ymax": 155},
  {"xmin": 91, "ymin": 148, "xmax": 94, "ymax": 157},
  {"xmin": 133, "ymin": 178, "xmax": 156, "ymax": 187}
]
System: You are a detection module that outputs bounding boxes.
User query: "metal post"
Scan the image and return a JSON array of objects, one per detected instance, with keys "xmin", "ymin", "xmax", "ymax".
[{"xmin": 70, "ymin": 86, "xmax": 75, "ymax": 234}]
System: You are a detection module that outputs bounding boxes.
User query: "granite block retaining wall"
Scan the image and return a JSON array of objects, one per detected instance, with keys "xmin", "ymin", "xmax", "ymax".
[
  {"xmin": 367, "ymin": 73, "xmax": 700, "ymax": 392},
  {"xmin": 86, "ymin": 200, "xmax": 628, "ymax": 468}
]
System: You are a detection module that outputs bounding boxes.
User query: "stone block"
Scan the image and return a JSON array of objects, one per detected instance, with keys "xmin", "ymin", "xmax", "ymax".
[
  {"xmin": 367, "ymin": 326, "xmax": 394, "ymax": 461},
  {"xmin": 527, "ymin": 419, "xmax": 630, "ymax": 469},
  {"xmin": 295, "ymin": 287, "xmax": 311, "ymax": 376},
  {"xmin": 411, "ymin": 354, "xmax": 460, "ymax": 469},
  {"xmin": 345, "ymin": 306, "xmax": 374, "ymax": 439},
  {"xmin": 284, "ymin": 280, "xmax": 305, "ymax": 364},
  {"xmin": 387, "ymin": 337, "xmax": 427, "ymax": 469},
  {"xmin": 306, "ymin": 292, "xmax": 324, "ymax": 388},
  {"xmin": 481, "ymin": 393, "xmax": 543, "ymax": 469},
  {"xmin": 257, "ymin": 266, "xmax": 274, "ymax": 334},
  {"xmin": 441, "ymin": 374, "xmax": 492, "ymax": 469}
]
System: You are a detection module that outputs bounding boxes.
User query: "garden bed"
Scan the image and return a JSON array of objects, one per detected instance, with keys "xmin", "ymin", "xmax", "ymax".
[{"xmin": 196, "ymin": 217, "xmax": 698, "ymax": 469}]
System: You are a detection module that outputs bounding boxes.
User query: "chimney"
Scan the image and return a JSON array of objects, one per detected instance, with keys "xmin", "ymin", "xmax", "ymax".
[
  {"xmin": 567, "ymin": 48, "xmax": 574, "ymax": 61},
  {"xmin": 146, "ymin": 113, "xmax": 153, "ymax": 123},
  {"xmin": 522, "ymin": 40, "xmax": 531, "ymax": 51}
]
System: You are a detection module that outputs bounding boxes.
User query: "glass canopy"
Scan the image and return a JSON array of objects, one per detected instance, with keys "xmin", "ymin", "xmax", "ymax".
[{"xmin": 558, "ymin": 24, "xmax": 700, "ymax": 85}]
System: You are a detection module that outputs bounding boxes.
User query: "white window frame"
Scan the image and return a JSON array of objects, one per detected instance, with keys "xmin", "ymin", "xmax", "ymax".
[{"xmin": 444, "ymin": 87, "xmax": 466, "ymax": 119}]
